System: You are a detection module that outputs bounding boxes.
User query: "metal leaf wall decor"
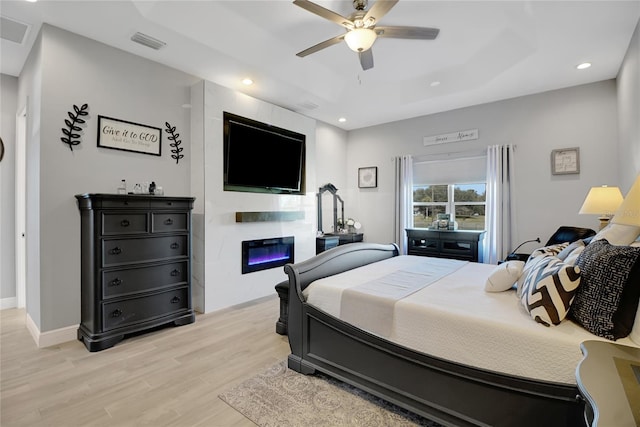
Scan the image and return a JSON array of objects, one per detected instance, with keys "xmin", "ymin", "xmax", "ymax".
[
  {"xmin": 61, "ymin": 103, "xmax": 89, "ymax": 151},
  {"xmin": 165, "ymin": 122, "xmax": 184, "ymax": 164}
]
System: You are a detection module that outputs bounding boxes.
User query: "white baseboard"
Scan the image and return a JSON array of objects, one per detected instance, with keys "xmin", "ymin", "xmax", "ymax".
[
  {"xmin": 25, "ymin": 313, "xmax": 78, "ymax": 348},
  {"xmin": 0, "ymin": 297, "xmax": 17, "ymax": 310}
]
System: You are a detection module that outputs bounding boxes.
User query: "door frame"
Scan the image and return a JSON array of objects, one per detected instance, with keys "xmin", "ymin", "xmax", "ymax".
[{"xmin": 15, "ymin": 104, "xmax": 27, "ymax": 308}]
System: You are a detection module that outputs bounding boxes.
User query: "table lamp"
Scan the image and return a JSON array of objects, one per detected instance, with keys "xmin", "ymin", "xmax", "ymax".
[
  {"xmin": 579, "ymin": 185, "xmax": 624, "ymax": 230},
  {"xmin": 611, "ymin": 174, "xmax": 640, "ymax": 227}
]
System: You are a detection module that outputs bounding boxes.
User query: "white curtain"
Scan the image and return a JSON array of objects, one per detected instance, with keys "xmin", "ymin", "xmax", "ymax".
[
  {"xmin": 484, "ymin": 145, "xmax": 516, "ymax": 264},
  {"xmin": 394, "ymin": 155, "xmax": 414, "ymax": 254}
]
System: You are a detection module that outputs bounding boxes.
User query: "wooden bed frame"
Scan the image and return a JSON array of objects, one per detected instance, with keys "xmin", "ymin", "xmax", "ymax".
[{"xmin": 284, "ymin": 243, "xmax": 585, "ymax": 427}]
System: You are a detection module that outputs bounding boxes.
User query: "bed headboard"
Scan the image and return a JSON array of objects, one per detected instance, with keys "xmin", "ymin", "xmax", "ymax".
[{"xmin": 284, "ymin": 242, "xmax": 400, "ymax": 302}]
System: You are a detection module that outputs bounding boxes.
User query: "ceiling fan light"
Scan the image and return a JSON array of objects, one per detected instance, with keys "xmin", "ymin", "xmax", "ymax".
[{"xmin": 344, "ymin": 28, "xmax": 377, "ymax": 52}]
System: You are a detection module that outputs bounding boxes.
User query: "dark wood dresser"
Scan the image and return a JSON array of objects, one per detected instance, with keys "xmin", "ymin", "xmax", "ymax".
[
  {"xmin": 406, "ymin": 228, "xmax": 486, "ymax": 262},
  {"xmin": 75, "ymin": 193, "xmax": 195, "ymax": 351}
]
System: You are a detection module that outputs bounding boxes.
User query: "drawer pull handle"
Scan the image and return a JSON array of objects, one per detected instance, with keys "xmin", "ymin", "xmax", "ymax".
[
  {"xmin": 124, "ymin": 201, "xmax": 129, "ymax": 206},
  {"xmin": 167, "ymin": 202, "xmax": 173, "ymax": 206},
  {"xmin": 170, "ymin": 269, "xmax": 180, "ymax": 277},
  {"xmin": 110, "ymin": 278, "xmax": 122, "ymax": 287},
  {"xmin": 112, "ymin": 309, "xmax": 122, "ymax": 318},
  {"xmin": 164, "ymin": 218, "xmax": 174, "ymax": 225},
  {"xmin": 110, "ymin": 247, "xmax": 122, "ymax": 255},
  {"xmin": 120, "ymin": 219, "xmax": 130, "ymax": 227},
  {"xmin": 170, "ymin": 242, "xmax": 179, "ymax": 250},
  {"xmin": 171, "ymin": 296, "xmax": 181, "ymax": 304}
]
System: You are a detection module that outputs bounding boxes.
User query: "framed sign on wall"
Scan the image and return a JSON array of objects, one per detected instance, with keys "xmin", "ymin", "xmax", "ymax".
[
  {"xmin": 551, "ymin": 147, "xmax": 580, "ymax": 175},
  {"xmin": 97, "ymin": 116, "xmax": 162, "ymax": 156}
]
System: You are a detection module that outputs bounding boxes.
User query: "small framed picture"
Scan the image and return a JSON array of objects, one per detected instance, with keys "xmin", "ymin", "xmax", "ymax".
[
  {"xmin": 358, "ymin": 166, "xmax": 378, "ymax": 188},
  {"xmin": 551, "ymin": 147, "xmax": 580, "ymax": 175}
]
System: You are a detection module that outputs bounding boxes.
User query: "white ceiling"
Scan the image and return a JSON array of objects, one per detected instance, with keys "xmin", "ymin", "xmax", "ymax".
[{"xmin": 1, "ymin": 0, "xmax": 639, "ymax": 130}]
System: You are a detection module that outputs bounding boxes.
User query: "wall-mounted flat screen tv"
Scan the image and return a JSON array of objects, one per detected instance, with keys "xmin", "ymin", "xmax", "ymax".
[{"xmin": 223, "ymin": 112, "xmax": 306, "ymax": 195}]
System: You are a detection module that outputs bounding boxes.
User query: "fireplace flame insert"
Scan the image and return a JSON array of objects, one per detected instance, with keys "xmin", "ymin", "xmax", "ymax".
[{"xmin": 242, "ymin": 236, "xmax": 294, "ymax": 274}]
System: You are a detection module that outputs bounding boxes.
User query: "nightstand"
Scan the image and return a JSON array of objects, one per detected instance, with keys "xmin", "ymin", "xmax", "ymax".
[{"xmin": 576, "ymin": 340, "xmax": 640, "ymax": 427}]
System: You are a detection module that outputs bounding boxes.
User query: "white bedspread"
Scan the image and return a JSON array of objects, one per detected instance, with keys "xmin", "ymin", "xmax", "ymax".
[
  {"xmin": 341, "ymin": 258, "xmax": 467, "ymax": 337},
  {"xmin": 303, "ymin": 255, "xmax": 640, "ymax": 385}
]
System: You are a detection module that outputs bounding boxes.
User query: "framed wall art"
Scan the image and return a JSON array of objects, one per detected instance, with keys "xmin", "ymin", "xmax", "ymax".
[
  {"xmin": 97, "ymin": 115, "xmax": 162, "ymax": 156},
  {"xmin": 358, "ymin": 166, "xmax": 378, "ymax": 188},
  {"xmin": 551, "ymin": 147, "xmax": 580, "ymax": 175}
]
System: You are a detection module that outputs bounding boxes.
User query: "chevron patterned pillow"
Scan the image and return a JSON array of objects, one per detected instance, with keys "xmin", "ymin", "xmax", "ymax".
[
  {"xmin": 526, "ymin": 242, "xmax": 571, "ymax": 262},
  {"xmin": 520, "ymin": 256, "xmax": 581, "ymax": 326}
]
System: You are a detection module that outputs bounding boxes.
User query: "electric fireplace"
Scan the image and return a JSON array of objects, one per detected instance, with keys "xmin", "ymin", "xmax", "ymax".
[{"xmin": 241, "ymin": 236, "xmax": 294, "ymax": 274}]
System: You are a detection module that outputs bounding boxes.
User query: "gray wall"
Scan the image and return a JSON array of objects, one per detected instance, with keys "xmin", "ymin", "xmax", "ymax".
[
  {"xmin": 617, "ymin": 18, "xmax": 640, "ymax": 192},
  {"xmin": 315, "ymin": 121, "xmax": 348, "ymax": 233},
  {"xmin": 18, "ymin": 25, "xmax": 199, "ymax": 332},
  {"xmin": 346, "ymin": 80, "xmax": 620, "ymax": 256},
  {"xmin": 0, "ymin": 74, "xmax": 18, "ymax": 305}
]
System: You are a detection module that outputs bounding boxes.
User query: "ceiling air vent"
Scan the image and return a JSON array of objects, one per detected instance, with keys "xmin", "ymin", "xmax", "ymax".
[
  {"xmin": 130, "ymin": 32, "xmax": 166, "ymax": 50},
  {"xmin": 296, "ymin": 101, "xmax": 319, "ymax": 111},
  {"xmin": 1, "ymin": 16, "xmax": 30, "ymax": 44}
]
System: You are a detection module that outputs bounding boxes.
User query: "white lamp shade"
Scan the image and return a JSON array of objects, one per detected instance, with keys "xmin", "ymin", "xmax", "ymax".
[
  {"xmin": 579, "ymin": 186, "xmax": 624, "ymax": 216},
  {"xmin": 612, "ymin": 175, "xmax": 640, "ymax": 226},
  {"xmin": 344, "ymin": 28, "xmax": 377, "ymax": 52}
]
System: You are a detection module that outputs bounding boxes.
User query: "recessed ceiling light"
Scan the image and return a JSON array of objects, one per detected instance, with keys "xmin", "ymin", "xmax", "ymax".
[
  {"xmin": 242, "ymin": 78, "xmax": 253, "ymax": 86},
  {"xmin": 25, "ymin": 0, "xmax": 37, "ymax": 3},
  {"xmin": 430, "ymin": 81, "xmax": 441, "ymax": 87},
  {"xmin": 338, "ymin": 117, "xmax": 347, "ymax": 123},
  {"xmin": 576, "ymin": 62, "xmax": 592, "ymax": 70}
]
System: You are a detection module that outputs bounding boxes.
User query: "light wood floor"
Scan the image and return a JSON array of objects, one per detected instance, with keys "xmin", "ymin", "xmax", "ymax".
[{"xmin": 0, "ymin": 296, "xmax": 291, "ymax": 426}]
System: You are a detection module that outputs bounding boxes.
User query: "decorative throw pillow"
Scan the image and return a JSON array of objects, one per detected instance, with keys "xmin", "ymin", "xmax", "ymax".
[
  {"xmin": 516, "ymin": 242, "xmax": 570, "ymax": 298},
  {"xmin": 571, "ymin": 239, "xmax": 640, "ymax": 340},
  {"xmin": 592, "ymin": 223, "xmax": 640, "ymax": 246},
  {"xmin": 527, "ymin": 242, "xmax": 571, "ymax": 262},
  {"xmin": 557, "ymin": 239, "xmax": 586, "ymax": 265},
  {"xmin": 485, "ymin": 261, "xmax": 525, "ymax": 292},
  {"xmin": 520, "ymin": 256, "xmax": 581, "ymax": 326},
  {"xmin": 516, "ymin": 255, "xmax": 549, "ymax": 298}
]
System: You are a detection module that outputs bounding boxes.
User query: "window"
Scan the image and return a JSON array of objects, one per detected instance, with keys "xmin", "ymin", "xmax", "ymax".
[{"xmin": 413, "ymin": 183, "xmax": 486, "ymax": 230}]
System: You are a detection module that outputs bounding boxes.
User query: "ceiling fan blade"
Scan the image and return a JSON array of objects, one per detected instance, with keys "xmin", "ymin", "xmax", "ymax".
[
  {"xmin": 376, "ymin": 26, "xmax": 439, "ymax": 40},
  {"xmin": 359, "ymin": 49, "xmax": 374, "ymax": 70},
  {"xmin": 363, "ymin": 0, "xmax": 399, "ymax": 25},
  {"xmin": 296, "ymin": 34, "xmax": 346, "ymax": 57},
  {"xmin": 293, "ymin": 0, "xmax": 353, "ymax": 29}
]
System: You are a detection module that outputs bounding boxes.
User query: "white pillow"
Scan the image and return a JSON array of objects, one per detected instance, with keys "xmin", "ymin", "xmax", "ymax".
[
  {"xmin": 593, "ymin": 223, "xmax": 640, "ymax": 246},
  {"xmin": 485, "ymin": 261, "xmax": 525, "ymax": 292}
]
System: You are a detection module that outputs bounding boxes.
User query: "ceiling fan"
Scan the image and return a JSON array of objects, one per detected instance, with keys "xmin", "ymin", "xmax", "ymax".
[{"xmin": 294, "ymin": 0, "xmax": 439, "ymax": 71}]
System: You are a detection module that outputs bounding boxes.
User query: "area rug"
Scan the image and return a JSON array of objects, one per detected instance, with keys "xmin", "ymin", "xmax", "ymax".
[{"xmin": 219, "ymin": 360, "xmax": 443, "ymax": 427}]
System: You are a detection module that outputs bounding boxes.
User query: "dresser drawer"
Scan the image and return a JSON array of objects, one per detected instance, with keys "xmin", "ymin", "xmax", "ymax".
[
  {"xmin": 409, "ymin": 238, "xmax": 439, "ymax": 251},
  {"xmin": 102, "ymin": 213, "xmax": 148, "ymax": 235},
  {"xmin": 150, "ymin": 200, "xmax": 191, "ymax": 209},
  {"xmin": 102, "ymin": 261, "xmax": 188, "ymax": 299},
  {"xmin": 102, "ymin": 287, "xmax": 189, "ymax": 331},
  {"xmin": 102, "ymin": 235, "xmax": 188, "ymax": 266},
  {"xmin": 99, "ymin": 199, "xmax": 149, "ymax": 209},
  {"xmin": 152, "ymin": 213, "xmax": 188, "ymax": 233},
  {"xmin": 440, "ymin": 240, "xmax": 473, "ymax": 258}
]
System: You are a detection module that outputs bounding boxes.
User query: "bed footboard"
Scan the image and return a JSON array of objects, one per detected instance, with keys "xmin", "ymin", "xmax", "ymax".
[{"xmin": 284, "ymin": 242, "xmax": 399, "ymax": 370}]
